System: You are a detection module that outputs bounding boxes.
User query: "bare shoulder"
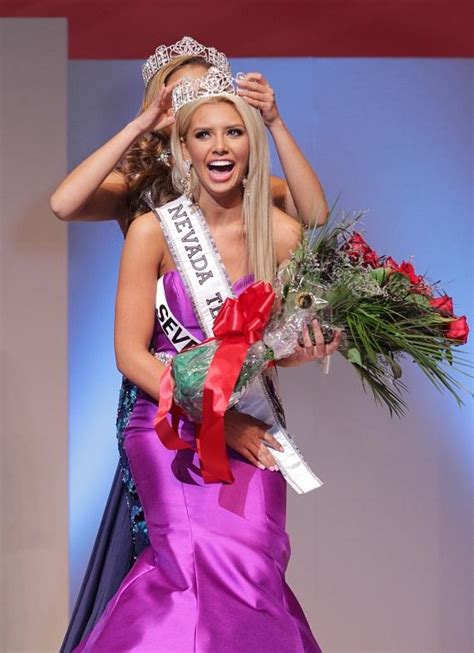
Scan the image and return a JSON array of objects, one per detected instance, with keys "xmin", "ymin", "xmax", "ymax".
[
  {"xmin": 126, "ymin": 210, "xmax": 163, "ymax": 241},
  {"xmin": 123, "ymin": 211, "xmax": 166, "ymax": 264},
  {"xmin": 270, "ymin": 175, "xmax": 287, "ymax": 210},
  {"xmin": 272, "ymin": 206, "xmax": 302, "ymax": 263}
]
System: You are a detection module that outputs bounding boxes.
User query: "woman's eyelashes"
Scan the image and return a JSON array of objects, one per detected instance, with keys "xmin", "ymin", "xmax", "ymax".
[
  {"xmin": 227, "ymin": 127, "xmax": 245, "ymax": 137},
  {"xmin": 193, "ymin": 129, "xmax": 210, "ymax": 139},
  {"xmin": 193, "ymin": 127, "xmax": 246, "ymax": 140}
]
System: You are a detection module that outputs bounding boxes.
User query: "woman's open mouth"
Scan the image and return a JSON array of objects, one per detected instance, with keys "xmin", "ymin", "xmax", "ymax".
[{"xmin": 207, "ymin": 159, "xmax": 235, "ymax": 182}]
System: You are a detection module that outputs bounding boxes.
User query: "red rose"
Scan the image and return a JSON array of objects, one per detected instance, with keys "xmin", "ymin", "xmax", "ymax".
[
  {"xmin": 398, "ymin": 261, "xmax": 423, "ymax": 286},
  {"xmin": 345, "ymin": 233, "xmax": 379, "ymax": 267},
  {"xmin": 363, "ymin": 249, "xmax": 380, "ymax": 268},
  {"xmin": 430, "ymin": 295, "xmax": 454, "ymax": 316},
  {"xmin": 415, "ymin": 283, "xmax": 433, "ymax": 297},
  {"xmin": 385, "ymin": 257, "xmax": 427, "ymax": 290},
  {"xmin": 445, "ymin": 315, "xmax": 469, "ymax": 344},
  {"xmin": 384, "ymin": 257, "xmax": 399, "ymax": 271},
  {"xmin": 347, "ymin": 233, "xmax": 368, "ymax": 250}
]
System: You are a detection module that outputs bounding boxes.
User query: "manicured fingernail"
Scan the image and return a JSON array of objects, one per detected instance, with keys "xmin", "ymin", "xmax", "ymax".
[
  {"xmin": 270, "ymin": 465, "xmax": 278, "ymax": 472},
  {"xmin": 257, "ymin": 463, "xmax": 265, "ymax": 470}
]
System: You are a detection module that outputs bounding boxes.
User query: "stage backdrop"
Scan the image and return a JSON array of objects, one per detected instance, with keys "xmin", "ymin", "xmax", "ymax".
[{"xmin": 69, "ymin": 57, "xmax": 473, "ymax": 652}]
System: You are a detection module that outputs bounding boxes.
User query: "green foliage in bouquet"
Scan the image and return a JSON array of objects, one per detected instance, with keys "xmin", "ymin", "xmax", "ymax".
[
  {"xmin": 172, "ymin": 339, "xmax": 274, "ymax": 422},
  {"xmin": 277, "ymin": 212, "xmax": 471, "ymax": 416}
]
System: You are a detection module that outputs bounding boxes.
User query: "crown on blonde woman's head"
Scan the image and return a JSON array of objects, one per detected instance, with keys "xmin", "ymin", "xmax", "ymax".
[
  {"xmin": 142, "ymin": 36, "xmax": 231, "ymax": 88},
  {"xmin": 171, "ymin": 66, "xmax": 237, "ymax": 114}
]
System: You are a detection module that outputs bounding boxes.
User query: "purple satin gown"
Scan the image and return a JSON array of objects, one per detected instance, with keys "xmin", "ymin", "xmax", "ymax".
[{"xmin": 73, "ymin": 271, "xmax": 322, "ymax": 653}]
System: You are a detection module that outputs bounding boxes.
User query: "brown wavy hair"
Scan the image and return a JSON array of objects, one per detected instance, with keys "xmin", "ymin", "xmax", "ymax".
[{"xmin": 117, "ymin": 56, "xmax": 211, "ymax": 230}]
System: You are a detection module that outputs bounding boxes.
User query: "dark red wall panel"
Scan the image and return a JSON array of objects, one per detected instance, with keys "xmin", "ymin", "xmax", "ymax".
[{"xmin": 1, "ymin": 0, "xmax": 472, "ymax": 58}]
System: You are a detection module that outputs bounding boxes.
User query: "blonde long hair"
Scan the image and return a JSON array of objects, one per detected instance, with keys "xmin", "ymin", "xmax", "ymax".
[
  {"xmin": 117, "ymin": 56, "xmax": 211, "ymax": 227},
  {"xmin": 170, "ymin": 95, "xmax": 275, "ymax": 282}
]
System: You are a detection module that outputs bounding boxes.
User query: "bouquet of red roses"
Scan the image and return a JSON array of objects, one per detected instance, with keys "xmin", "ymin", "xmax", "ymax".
[
  {"xmin": 161, "ymin": 213, "xmax": 471, "ymax": 426},
  {"xmin": 276, "ymin": 214, "xmax": 471, "ymax": 415}
]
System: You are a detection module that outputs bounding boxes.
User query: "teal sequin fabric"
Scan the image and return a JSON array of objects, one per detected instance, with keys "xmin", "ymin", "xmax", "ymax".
[{"xmin": 116, "ymin": 376, "xmax": 149, "ymax": 551}]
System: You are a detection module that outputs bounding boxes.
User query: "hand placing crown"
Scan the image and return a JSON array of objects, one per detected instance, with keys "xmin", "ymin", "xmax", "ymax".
[
  {"xmin": 142, "ymin": 36, "xmax": 231, "ymax": 88},
  {"xmin": 171, "ymin": 67, "xmax": 237, "ymax": 114}
]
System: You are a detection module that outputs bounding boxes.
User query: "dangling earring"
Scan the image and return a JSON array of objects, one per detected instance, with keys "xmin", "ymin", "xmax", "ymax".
[
  {"xmin": 181, "ymin": 160, "xmax": 192, "ymax": 199},
  {"xmin": 242, "ymin": 175, "xmax": 249, "ymax": 196}
]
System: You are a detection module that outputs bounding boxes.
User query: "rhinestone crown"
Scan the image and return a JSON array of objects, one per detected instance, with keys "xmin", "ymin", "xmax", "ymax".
[
  {"xmin": 142, "ymin": 36, "xmax": 231, "ymax": 88},
  {"xmin": 172, "ymin": 67, "xmax": 237, "ymax": 114}
]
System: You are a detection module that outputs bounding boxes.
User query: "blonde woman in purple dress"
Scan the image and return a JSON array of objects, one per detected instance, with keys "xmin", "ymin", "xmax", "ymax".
[
  {"xmin": 54, "ymin": 37, "xmax": 331, "ymax": 651},
  {"xmin": 72, "ymin": 66, "xmax": 340, "ymax": 652}
]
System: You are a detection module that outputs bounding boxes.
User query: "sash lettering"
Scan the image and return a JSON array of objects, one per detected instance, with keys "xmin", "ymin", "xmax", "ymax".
[
  {"xmin": 168, "ymin": 204, "xmax": 215, "ymax": 287},
  {"xmin": 206, "ymin": 291, "xmax": 224, "ymax": 320},
  {"xmin": 167, "ymin": 203, "xmax": 188, "ymax": 222},
  {"xmin": 155, "ymin": 275, "xmax": 199, "ymax": 353}
]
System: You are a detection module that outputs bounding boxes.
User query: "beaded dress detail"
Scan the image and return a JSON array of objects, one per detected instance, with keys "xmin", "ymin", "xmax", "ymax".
[{"xmin": 116, "ymin": 377, "xmax": 149, "ymax": 549}]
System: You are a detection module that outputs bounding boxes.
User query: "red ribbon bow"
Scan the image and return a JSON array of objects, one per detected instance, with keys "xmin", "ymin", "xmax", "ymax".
[{"xmin": 155, "ymin": 281, "xmax": 275, "ymax": 484}]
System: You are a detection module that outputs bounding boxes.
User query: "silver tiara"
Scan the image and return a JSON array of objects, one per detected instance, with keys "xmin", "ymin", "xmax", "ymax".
[
  {"xmin": 142, "ymin": 36, "xmax": 231, "ymax": 88},
  {"xmin": 172, "ymin": 67, "xmax": 237, "ymax": 114}
]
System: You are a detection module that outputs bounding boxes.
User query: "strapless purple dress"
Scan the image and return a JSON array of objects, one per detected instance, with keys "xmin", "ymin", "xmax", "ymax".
[{"xmin": 73, "ymin": 271, "xmax": 322, "ymax": 653}]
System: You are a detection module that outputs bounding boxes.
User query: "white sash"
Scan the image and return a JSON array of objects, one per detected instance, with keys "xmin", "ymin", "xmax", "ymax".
[
  {"xmin": 156, "ymin": 276, "xmax": 199, "ymax": 352},
  {"xmin": 151, "ymin": 195, "xmax": 322, "ymax": 494}
]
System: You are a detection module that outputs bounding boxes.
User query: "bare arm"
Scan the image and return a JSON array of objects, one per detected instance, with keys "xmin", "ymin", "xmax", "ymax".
[
  {"xmin": 269, "ymin": 116, "xmax": 328, "ymax": 224},
  {"xmin": 50, "ymin": 126, "xmax": 138, "ymax": 225},
  {"xmin": 237, "ymin": 73, "xmax": 328, "ymax": 226},
  {"xmin": 114, "ymin": 212, "xmax": 167, "ymax": 399},
  {"xmin": 50, "ymin": 86, "xmax": 175, "ymax": 229},
  {"xmin": 115, "ymin": 211, "xmax": 282, "ymax": 470}
]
